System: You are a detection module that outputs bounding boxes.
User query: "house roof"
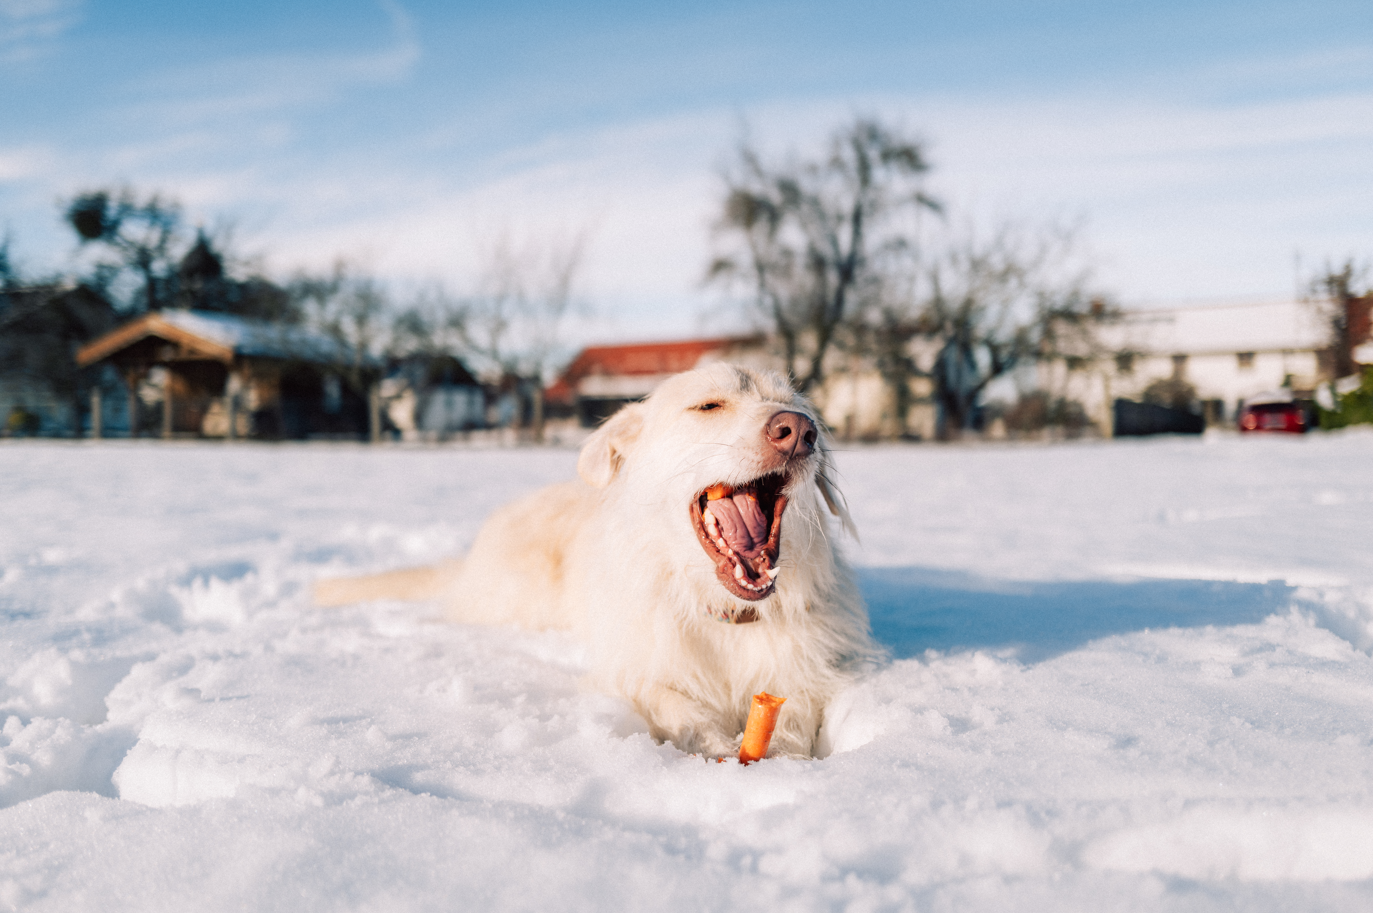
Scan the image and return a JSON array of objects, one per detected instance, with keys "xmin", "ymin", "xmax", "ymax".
[
  {"xmin": 77, "ymin": 309, "xmax": 360, "ymax": 368},
  {"xmin": 546, "ymin": 335, "xmax": 762, "ymax": 402}
]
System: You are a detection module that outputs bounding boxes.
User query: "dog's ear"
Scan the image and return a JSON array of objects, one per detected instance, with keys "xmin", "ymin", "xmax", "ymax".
[
  {"xmin": 816, "ymin": 461, "xmax": 859, "ymax": 540},
  {"xmin": 578, "ymin": 402, "xmax": 646, "ymax": 487}
]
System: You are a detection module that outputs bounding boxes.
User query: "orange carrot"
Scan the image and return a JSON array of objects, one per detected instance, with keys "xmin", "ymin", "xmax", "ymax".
[
  {"xmin": 738, "ymin": 692, "xmax": 786, "ymax": 763},
  {"xmin": 705, "ymin": 484, "xmax": 733, "ymax": 501}
]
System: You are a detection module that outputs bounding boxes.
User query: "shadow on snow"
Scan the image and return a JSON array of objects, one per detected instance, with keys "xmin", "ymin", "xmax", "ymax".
[{"xmin": 858, "ymin": 567, "xmax": 1295, "ymax": 663}]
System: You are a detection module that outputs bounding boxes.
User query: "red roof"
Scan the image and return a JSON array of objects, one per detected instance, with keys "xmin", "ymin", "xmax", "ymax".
[{"xmin": 546, "ymin": 336, "xmax": 761, "ymax": 403}]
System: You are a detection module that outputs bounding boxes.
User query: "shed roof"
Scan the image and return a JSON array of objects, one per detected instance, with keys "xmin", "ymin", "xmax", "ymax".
[{"xmin": 77, "ymin": 309, "xmax": 360, "ymax": 368}]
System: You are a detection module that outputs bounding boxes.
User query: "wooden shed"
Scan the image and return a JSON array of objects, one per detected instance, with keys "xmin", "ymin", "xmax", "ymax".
[{"xmin": 76, "ymin": 309, "xmax": 377, "ymax": 440}]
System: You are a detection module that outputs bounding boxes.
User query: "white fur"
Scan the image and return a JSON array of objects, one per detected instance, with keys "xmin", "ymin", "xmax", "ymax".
[{"xmin": 319, "ymin": 363, "xmax": 876, "ymax": 758}]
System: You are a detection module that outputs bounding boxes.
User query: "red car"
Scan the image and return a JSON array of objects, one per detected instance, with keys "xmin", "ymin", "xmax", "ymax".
[{"xmin": 1238, "ymin": 400, "xmax": 1310, "ymax": 433}]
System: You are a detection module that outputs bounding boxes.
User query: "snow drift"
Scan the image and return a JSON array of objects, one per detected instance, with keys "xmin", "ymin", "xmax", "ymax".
[{"xmin": 2, "ymin": 431, "xmax": 1372, "ymax": 911}]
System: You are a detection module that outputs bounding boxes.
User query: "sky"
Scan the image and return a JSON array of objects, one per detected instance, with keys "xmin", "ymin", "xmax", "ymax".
[{"xmin": 1, "ymin": 0, "xmax": 1371, "ymax": 340}]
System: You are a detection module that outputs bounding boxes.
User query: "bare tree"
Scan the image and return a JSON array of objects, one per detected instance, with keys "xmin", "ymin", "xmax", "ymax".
[
  {"xmin": 913, "ymin": 223, "xmax": 1110, "ymax": 439},
  {"xmin": 463, "ymin": 231, "xmax": 586, "ymax": 376},
  {"xmin": 708, "ymin": 117, "xmax": 940, "ymax": 394},
  {"xmin": 460, "ymin": 230, "xmax": 588, "ymax": 436},
  {"xmin": 291, "ymin": 261, "xmax": 388, "ymax": 387},
  {"xmin": 388, "ymin": 283, "xmax": 469, "ymax": 360},
  {"xmin": 65, "ymin": 187, "xmax": 297, "ymax": 322},
  {"xmin": 1305, "ymin": 259, "xmax": 1370, "ymax": 379},
  {"xmin": 66, "ymin": 188, "xmax": 183, "ymax": 314}
]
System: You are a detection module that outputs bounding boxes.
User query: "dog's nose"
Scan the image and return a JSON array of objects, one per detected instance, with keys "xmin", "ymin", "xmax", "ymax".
[{"xmin": 765, "ymin": 411, "xmax": 817, "ymax": 459}]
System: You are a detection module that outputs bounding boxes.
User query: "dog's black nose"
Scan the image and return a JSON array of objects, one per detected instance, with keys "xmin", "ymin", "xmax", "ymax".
[{"xmin": 765, "ymin": 411, "xmax": 817, "ymax": 459}]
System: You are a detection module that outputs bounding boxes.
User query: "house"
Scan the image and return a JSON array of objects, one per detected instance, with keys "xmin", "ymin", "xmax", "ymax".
[
  {"xmin": 546, "ymin": 336, "xmax": 767, "ymax": 426},
  {"xmin": 378, "ymin": 354, "xmax": 485, "ymax": 441},
  {"xmin": 811, "ymin": 346, "xmax": 937, "ymax": 441},
  {"xmin": 76, "ymin": 309, "xmax": 378, "ymax": 439},
  {"xmin": 1042, "ymin": 299, "xmax": 1333, "ymax": 433},
  {"xmin": 0, "ymin": 283, "xmax": 118, "ymax": 437}
]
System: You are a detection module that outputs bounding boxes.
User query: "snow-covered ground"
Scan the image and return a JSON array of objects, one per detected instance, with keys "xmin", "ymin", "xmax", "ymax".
[{"xmin": 2, "ymin": 430, "xmax": 1372, "ymax": 911}]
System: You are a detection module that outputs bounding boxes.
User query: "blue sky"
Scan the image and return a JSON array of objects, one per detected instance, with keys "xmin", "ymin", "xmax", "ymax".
[{"xmin": 1, "ymin": 0, "xmax": 1370, "ymax": 339}]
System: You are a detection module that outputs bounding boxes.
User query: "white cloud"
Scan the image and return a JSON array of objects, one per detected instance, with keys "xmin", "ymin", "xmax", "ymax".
[
  {"xmin": 1192, "ymin": 43, "xmax": 1373, "ymax": 93},
  {"xmin": 233, "ymin": 109, "xmax": 735, "ymax": 340},
  {"xmin": 913, "ymin": 89, "xmax": 1373, "ymax": 301},
  {"xmin": 0, "ymin": 0, "xmax": 80, "ymax": 63},
  {"xmin": 0, "ymin": 144, "xmax": 51, "ymax": 181},
  {"xmin": 115, "ymin": 1, "xmax": 419, "ymax": 129}
]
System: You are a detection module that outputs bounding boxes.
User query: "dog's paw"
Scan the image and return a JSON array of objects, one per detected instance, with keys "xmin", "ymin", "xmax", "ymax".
[
  {"xmin": 716, "ymin": 730, "xmax": 809, "ymax": 762},
  {"xmin": 693, "ymin": 728, "xmax": 740, "ymax": 759},
  {"xmin": 770, "ymin": 749, "xmax": 812, "ymax": 761},
  {"xmin": 762, "ymin": 729, "xmax": 815, "ymax": 760}
]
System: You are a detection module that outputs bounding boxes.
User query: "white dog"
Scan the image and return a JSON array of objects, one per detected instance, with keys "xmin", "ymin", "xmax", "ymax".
[{"xmin": 316, "ymin": 363, "xmax": 875, "ymax": 758}]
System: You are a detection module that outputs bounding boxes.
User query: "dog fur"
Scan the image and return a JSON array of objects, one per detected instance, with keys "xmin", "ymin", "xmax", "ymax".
[{"xmin": 315, "ymin": 363, "xmax": 875, "ymax": 758}]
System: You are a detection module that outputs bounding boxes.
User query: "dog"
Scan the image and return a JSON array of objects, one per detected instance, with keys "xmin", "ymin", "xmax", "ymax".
[{"xmin": 315, "ymin": 363, "xmax": 876, "ymax": 758}]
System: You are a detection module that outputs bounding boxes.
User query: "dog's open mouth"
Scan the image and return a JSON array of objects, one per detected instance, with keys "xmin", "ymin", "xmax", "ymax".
[{"xmin": 690, "ymin": 473, "xmax": 789, "ymax": 607}]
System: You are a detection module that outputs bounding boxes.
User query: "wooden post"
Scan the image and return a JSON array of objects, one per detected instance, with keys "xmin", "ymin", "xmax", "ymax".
[
  {"xmin": 90, "ymin": 387, "xmax": 102, "ymax": 439},
  {"xmin": 162, "ymin": 370, "xmax": 174, "ymax": 439},
  {"xmin": 226, "ymin": 369, "xmax": 240, "ymax": 441},
  {"xmin": 368, "ymin": 384, "xmax": 381, "ymax": 443},
  {"xmin": 124, "ymin": 368, "xmax": 142, "ymax": 439},
  {"xmin": 1102, "ymin": 372, "xmax": 1114, "ymax": 439},
  {"xmin": 531, "ymin": 383, "xmax": 545, "ymax": 444}
]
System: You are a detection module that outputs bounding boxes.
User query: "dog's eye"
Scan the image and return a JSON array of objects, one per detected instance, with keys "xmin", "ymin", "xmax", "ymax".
[{"xmin": 693, "ymin": 401, "xmax": 724, "ymax": 412}]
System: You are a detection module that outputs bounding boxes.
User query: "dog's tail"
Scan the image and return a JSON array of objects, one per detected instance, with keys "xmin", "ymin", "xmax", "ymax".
[{"xmin": 312, "ymin": 560, "xmax": 460, "ymax": 607}]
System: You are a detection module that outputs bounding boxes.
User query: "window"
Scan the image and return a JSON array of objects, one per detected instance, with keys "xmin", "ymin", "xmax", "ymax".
[
  {"xmin": 1115, "ymin": 353, "xmax": 1135, "ymax": 374},
  {"xmin": 1236, "ymin": 352, "xmax": 1255, "ymax": 370}
]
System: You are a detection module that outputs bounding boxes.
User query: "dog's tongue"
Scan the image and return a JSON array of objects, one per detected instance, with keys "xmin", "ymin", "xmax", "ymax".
[{"xmin": 705, "ymin": 493, "xmax": 769, "ymax": 560}]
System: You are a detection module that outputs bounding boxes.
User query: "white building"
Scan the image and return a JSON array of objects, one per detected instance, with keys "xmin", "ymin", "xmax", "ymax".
[{"xmin": 1045, "ymin": 299, "xmax": 1331, "ymax": 432}]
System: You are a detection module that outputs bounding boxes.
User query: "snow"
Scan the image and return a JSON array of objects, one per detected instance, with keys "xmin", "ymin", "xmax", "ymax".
[
  {"xmin": 152, "ymin": 310, "xmax": 357, "ymax": 363},
  {"xmin": 2, "ymin": 430, "xmax": 1373, "ymax": 911}
]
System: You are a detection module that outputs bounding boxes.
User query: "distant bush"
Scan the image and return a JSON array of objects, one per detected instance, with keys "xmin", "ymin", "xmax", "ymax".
[
  {"xmin": 4, "ymin": 407, "xmax": 40, "ymax": 436},
  {"xmin": 1141, "ymin": 377, "xmax": 1197, "ymax": 412},
  {"xmin": 1002, "ymin": 391, "xmax": 1093, "ymax": 438},
  {"xmin": 1319, "ymin": 367, "xmax": 1373, "ymax": 429}
]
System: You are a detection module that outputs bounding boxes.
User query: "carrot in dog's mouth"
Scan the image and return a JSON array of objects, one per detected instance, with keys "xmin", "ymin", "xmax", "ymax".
[{"xmin": 690, "ymin": 473, "xmax": 788, "ymax": 606}]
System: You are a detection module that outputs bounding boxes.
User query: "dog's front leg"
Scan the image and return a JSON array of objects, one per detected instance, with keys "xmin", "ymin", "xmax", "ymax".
[{"xmin": 638, "ymin": 687, "xmax": 737, "ymax": 758}]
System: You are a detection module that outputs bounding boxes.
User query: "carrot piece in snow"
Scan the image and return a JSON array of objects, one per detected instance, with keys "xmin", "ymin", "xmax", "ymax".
[{"xmin": 738, "ymin": 692, "xmax": 786, "ymax": 763}]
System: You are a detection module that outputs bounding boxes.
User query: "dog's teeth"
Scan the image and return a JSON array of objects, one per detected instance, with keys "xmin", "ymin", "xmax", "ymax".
[
  {"xmin": 765, "ymin": 567, "xmax": 780, "ymax": 581},
  {"xmin": 733, "ymin": 565, "xmax": 746, "ymax": 581}
]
